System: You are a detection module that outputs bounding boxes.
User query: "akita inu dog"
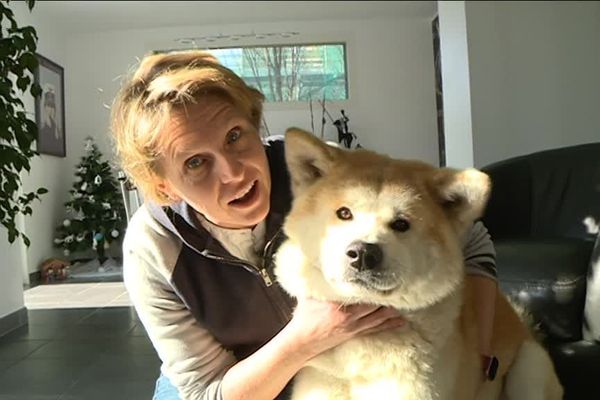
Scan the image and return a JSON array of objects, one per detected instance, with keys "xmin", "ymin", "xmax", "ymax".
[{"xmin": 274, "ymin": 128, "xmax": 563, "ymax": 400}]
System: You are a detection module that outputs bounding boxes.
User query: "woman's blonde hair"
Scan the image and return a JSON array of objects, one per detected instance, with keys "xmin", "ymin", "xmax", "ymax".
[{"xmin": 110, "ymin": 50, "xmax": 265, "ymax": 204}]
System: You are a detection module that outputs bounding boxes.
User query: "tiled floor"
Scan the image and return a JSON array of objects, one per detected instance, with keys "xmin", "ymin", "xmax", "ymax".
[
  {"xmin": 24, "ymin": 282, "xmax": 132, "ymax": 310},
  {"xmin": 0, "ymin": 305, "xmax": 160, "ymax": 400}
]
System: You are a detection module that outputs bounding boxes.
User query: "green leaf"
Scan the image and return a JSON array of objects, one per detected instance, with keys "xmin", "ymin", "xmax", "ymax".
[
  {"xmin": 16, "ymin": 75, "xmax": 30, "ymax": 92},
  {"xmin": 0, "ymin": 0, "xmax": 43, "ymax": 247},
  {"xmin": 19, "ymin": 52, "xmax": 38, "ymax": 73},
  {"xmin": 30, "ymin": 82, "xmax": 42, "ymax": 97}
]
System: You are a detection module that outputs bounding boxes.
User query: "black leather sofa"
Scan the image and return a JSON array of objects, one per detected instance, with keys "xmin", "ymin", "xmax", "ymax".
[{"xmin": 481, "ymin": 142, "xmax": 600, "ymax": 400}]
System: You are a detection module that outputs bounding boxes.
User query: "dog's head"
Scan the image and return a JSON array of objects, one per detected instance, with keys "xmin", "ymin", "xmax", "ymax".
[{"xmin": 275, "ymin": 128, "xmax": 490, "ymax": 310}]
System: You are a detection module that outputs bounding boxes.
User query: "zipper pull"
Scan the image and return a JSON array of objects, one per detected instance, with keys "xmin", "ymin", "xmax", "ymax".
[{"xmin": 260, "ymin": 268, "xmax": 273, "ymax": 287}]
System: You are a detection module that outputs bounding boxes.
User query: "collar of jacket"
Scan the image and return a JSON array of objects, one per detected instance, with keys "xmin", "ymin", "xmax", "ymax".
[{"xmin": 146, "ymin": 138, "xmax": 292, "ymax": 262}]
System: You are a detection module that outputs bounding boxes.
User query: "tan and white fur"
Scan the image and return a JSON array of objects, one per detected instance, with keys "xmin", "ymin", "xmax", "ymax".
[{"xmin": 274, "ymin": 129, "xmax": 563, "ymax": 400}]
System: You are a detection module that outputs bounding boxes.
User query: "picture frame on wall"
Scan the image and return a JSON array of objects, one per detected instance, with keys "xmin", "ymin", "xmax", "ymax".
[{"xmin": 34, "ymin": 53, "xmax": 66, "ymax": 157}]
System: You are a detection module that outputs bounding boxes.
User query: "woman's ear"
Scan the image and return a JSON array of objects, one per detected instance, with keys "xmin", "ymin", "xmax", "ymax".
[{"xmin": 156, "ymin": 180, "xmax": 181, "ymax": 204}]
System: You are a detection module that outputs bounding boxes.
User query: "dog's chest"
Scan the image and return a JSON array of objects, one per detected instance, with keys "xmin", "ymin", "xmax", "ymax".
[
  {"xmin": 303, "ymin": 327, "xmax": 463, "ymax": 400},
  {"xmin": 308, "ymin": 329, "xmax": 434, "ymax": 380}
]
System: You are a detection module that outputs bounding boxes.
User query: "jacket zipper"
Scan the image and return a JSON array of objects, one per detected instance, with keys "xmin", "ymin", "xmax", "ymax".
[
  {"xmin": 201, "ymin": 227, "xmax": 293, "ymax": 323},
  {"xmin": 200, "ymin": 250, "xmax": 273, "ymax": 286}
]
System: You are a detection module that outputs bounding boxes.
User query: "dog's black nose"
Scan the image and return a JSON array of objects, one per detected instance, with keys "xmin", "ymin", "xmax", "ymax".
[{"xmin": 345, "ymin": 241, "xmax": 383, "ymax": 271}]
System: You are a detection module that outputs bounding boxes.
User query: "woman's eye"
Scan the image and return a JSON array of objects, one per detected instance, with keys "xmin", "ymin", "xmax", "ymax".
[
  {"xmin": 185, "ymin": 156, "xmax": 204, "ymax": 170},
  {"xmin": 227, "ymin": 128, "xmax": 241, "ymax": 144}
]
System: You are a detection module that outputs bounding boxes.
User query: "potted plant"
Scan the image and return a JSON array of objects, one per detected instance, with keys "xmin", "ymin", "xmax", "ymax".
[{"xmin": 0, "ymin": 0, "xmax": 47, "ymax": 246}]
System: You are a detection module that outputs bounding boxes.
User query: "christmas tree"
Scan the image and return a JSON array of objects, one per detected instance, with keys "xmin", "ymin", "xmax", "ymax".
[{"xmin": 54, "ymin": 136, "xmax": 127, "ymax": 261}]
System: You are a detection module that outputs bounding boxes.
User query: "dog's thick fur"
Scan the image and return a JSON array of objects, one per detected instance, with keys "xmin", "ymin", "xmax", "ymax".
[{"xmin": 274, "ymin": 129, "xmax": 563, "ymax": 400}]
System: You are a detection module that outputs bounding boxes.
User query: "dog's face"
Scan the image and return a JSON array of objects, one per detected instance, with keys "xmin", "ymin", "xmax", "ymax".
[{"xmin": 275, "ymin": 129, "xmax": 490, "ymax": 310}]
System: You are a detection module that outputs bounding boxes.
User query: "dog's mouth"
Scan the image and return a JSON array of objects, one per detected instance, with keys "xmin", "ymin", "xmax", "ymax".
[{"xmin": 346, "ymin": 271, "xmax": 398, "ymax": 294}]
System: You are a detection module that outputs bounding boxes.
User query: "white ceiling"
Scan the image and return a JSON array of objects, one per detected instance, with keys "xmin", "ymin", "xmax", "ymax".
[{"xmin": 35, "ymin": 1, "xmax": 437, "ymax": 34}]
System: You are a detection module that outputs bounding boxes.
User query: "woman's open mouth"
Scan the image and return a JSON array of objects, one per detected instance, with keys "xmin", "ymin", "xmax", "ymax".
[{"xmin": 228, "ymin": 180, "xmax": 258, "ymax": 208}]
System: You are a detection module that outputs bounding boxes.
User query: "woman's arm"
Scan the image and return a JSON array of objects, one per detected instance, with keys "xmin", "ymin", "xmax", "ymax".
[
  {"xmin": 221, "ymin": 299, "xmax": 405, "ymax": 400},
  {"xmin": 462, "ymin": 221, "xmax": 498, "ymax": 375}
]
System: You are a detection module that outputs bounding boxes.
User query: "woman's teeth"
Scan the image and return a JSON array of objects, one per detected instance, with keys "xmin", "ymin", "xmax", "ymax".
[{"xmin": 233, "ymin": 181, "xmax": 255, "ymax": 202}]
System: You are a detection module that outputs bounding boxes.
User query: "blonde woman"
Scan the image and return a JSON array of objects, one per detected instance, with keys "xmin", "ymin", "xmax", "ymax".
[{"xmin": 110, "ymin": 51, "xmax": 498, "ymax": 400}]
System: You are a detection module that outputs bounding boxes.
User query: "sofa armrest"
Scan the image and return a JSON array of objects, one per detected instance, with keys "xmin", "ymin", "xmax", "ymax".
[{"xmin": 495, "ymin": 238, "xmax": 594, "ymax": 342}]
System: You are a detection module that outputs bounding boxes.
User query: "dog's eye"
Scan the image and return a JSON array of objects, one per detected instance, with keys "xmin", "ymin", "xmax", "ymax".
[
  {"xmin": 336, "ymin": 207, "xmax": 353, "ymax": 221},
  {"xmin": 390, "ymin": 218, "xmax": 410, "ymax": 232}
]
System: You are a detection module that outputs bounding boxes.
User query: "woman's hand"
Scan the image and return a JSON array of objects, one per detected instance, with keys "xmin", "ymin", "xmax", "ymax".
[{"xmin": 283, "ymin": 297, "xmax": 406, "ymax": 360}]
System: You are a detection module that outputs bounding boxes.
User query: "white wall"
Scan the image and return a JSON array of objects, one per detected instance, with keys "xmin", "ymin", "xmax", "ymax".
[
  {"xmin": 437, "ymin": 1, "xmax": 475, "ymax": 169},
  {"xmin": 465, "ymin": 1, "xmax": 600, "ymax": 167},
  {"xmin": 1, "ymin": 3, "xmax": 67, "ymax": 317},
  {"xmin": 65, "ymin": 16, "xmax": 439, "ymax": 168}
]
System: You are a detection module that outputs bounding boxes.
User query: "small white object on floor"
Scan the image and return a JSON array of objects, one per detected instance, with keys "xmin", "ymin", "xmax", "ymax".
[{"xmin": 69, "ymin": 257, "xmax": 123, "ymax": 279}]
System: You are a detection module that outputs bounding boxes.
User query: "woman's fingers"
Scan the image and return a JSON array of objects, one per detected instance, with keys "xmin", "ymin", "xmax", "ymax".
[{"xmin": 347, "ymin": 306, "xmax": 405, "ymax": 333}]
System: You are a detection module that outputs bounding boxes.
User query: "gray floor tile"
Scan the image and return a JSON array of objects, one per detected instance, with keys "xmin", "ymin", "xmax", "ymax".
[
  {"xmin": 26, "ymin": 309, "xmax": 95, "ymax": 325},
  {"xmin": 77, "ymin": 353, "xmax": 161, "ymax": 382},
  {"xmin": 0, "ymin": 361, "xmax": 17, "ymax": 377},
  {"xmin": 127, "ymin": 323, "xmax": 149, "ymax": 337},
  {"xmin": 59, "ymin": 379, "xmax": 156, "ymax": 400},
  {"xmin": 0, "ymin": 340, "xmax": 49, "ymax": 360},
  {"xmin": 1, "ymin": 324, "xmax": 66, "ymax": 341},
  {"xmin": 0, "ymin": 358, "xmax": 91, "ymax": 396},
  {"xmin": 77, "ymin": 307, "xmax": 138, "ymax": 327},
  {"xmin": 26, "ymin": 340, "xmax": 103, "ymax": 362},
  {"xmin": 0, "ymin": 395, "xmax": 61, "ymax": 400},
  {"xmin": 0, "ymin": 304, "xmax": 160, "ymax": 399}
]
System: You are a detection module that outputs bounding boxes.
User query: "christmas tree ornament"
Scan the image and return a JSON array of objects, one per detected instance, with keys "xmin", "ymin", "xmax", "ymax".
[
  {"xmin": 102, "ymin": 202, "xmax": 111, "ymax": 210},
  {"xmin": 76, "ymin": 234, "xmax": 85, "ymax": 242},
  {"xmin": 81, "ymin": 182, "xmax": 88, "ymax": 192},
  {"xmin": 64, "ymin": 249, "xmax": 70, "ymax": 256},
  {"xmin": 94, "ymin": 175, "xmax": 102, "ymax": 185},
  {"xmin": 54, "ymin": 238, "xmax": 62, "ymax": 244},
  {"xmin": 75, "ymin": 176, "xmax": 82, "ymax": 183},
  {"xmin": 89, "ymin": 195, "xmax": 95, "ymax": 203},
  {"xmin": 111, "ymin": 229, "xmax": 119, "ymax": 238},
  {"xmin": 65, "ymin": 235, "xmax": 74, "ymax": 244},
  {"xmin": 84, "ymin": 137, "xmax": 94, "ymax": 151},
  {"xmin": 63, "ymin": 219, "xmax": 71, "ymax": 227}
]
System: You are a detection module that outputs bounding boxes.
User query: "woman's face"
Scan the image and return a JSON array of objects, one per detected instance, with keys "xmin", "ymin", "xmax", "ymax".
[{"xmin": 157, "ymin": 96, "xmax": 271, "ymax": 229}]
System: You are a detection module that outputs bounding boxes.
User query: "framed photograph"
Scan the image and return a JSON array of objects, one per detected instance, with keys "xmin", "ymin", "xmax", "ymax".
[{"xmin": 34, "ymin": 54, "xmax": 65, "ymax": 157}]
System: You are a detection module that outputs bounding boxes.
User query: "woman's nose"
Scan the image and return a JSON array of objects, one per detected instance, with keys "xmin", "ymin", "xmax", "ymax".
[{"xmin": 217, "ymin": 154, "xmax": 244, "ymax": 184}]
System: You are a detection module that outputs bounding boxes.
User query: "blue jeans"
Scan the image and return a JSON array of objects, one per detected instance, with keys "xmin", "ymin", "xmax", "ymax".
[{"xmin": 152, "ymin": 373, "xmax": 181, "ymax": 400}]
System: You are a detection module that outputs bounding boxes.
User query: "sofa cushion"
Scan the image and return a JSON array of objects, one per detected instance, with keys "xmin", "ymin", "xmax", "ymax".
[
  {"xmin": 546, "ymin": 340, "xmax": 600, "ymax": 400},
  {"xmin": 495, "ymin": 238, "xmax": 593, "ymax": 342}
]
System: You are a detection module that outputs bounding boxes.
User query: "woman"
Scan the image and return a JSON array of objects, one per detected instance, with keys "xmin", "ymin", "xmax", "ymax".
[{"xmin": 110, "ymin": 51, "xmax": 498, "ymax": 400}]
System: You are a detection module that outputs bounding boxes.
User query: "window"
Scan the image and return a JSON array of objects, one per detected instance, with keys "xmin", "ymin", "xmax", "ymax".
[{"xmin": 201, "ymin": 43, "xmax": 348, "ymax": 103}]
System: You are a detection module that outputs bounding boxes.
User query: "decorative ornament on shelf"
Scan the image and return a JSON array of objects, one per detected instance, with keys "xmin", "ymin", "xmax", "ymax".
[{"xmin": 311, "ymin": 98, "xmax": 362, "ymax": 149}]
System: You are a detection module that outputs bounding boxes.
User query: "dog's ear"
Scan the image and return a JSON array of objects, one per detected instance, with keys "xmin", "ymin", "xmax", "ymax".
[
  {"xmin": 284, "ymin": 127, "xmax": 341, "ymax": 196},
  {"xmin": 429, "ymin": 167, "xmax": 491, "ymax": 234}
]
